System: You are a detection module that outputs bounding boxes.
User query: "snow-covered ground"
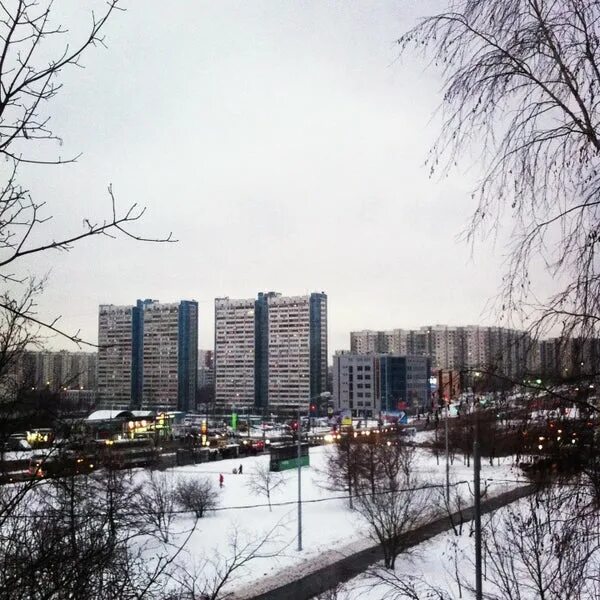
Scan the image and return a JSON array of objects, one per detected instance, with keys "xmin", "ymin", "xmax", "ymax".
[
  {"xmin": 330, "ymin": 488, "xmax": 594, "ymax": 600},
  {"xmin": 324, "ymin": 521, "xmax": 476, "ymax": 600},
  {"xmin": 150, "ymin": 438, "xmax": 527, "ymax": 595}
]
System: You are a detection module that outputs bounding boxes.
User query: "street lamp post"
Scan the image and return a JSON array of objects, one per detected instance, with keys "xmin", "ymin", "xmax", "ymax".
[
  {"xmin": 445, "ymin": 395, "xmax": 450, "ymax": 504},
  {"xmin": 474, "ymin": 412, "xmax": 482, "ymax": 600},
  {"xmin": 296, "ymin": 391, "xmax": 329, "ymax": 552},
  {"xmin": 297, "ymin": 406, "xmax": 303, "ymax": 552}
]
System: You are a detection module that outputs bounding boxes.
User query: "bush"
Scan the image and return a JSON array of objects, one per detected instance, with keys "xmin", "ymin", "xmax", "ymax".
[{"xmin": 174, "ymin": 478, "xmax": 219, "ymax": 518}]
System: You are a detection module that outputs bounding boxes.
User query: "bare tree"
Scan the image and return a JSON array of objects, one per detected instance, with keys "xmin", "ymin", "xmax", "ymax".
[
  {"xmin": 353, "ymin": 443, "xmax": 432, "ymax": 570},
  {"xmin": 0, "ymin": 469, "xmax": 188, "ymax": 600},
  {"xmin": 356, "ymin": 568, "xmax": 450, "ymax": 600},
  {"xmin": 473, "ymin": 487, "xmax": 600, "ymax": 600},
  {"xmin": 0, "ymin": 3, "xmax": 185, "ymax": 598},
  {"xmin": 134, "ymin": 471, "xmax": 176, "ymax": 543},
  {"xmin": 246, "ymin": 460, "xmax": 285, "ymax": 511},
  {"xmin": 319, "ymin": 430, "xmax": 362, "ymax": 509},
  {"xmin": 0, "ymin": 0, "xmax": 174, "ymax": 345},
  {"xmin": 174, "ymin": 478, "xmax": 220, "ymax": 519},
  {"xmin": 399, "ymin": 0, "xmax": 600, "ymax": 357},
  {"xmin": 168, "ymin": 522, "xmax": 289, "ymax": 600}
]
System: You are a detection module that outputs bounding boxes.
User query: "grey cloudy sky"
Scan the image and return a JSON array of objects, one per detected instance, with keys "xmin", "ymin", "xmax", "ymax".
[{"xmin": 16, "ymin": 0, "xmax": 510, "ymax": 356}]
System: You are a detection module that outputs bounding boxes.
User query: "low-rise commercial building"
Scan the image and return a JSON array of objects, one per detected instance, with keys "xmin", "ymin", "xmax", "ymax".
[{"xmin": 333, "ymin": 352, "xmax": 431, "ymax": 417}]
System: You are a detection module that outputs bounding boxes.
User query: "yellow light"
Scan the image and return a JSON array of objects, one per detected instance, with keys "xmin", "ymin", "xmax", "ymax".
[
  {"xmin": 386, "ymin": 441, "xmax": 391, "ymax": 446},
  {"xmin": 324, "ymin": 434, "xmax": 334, "ymax": 443},
  {"xmin": 538, "ymin": 444, "xmax": 543, "ymax": 450}
]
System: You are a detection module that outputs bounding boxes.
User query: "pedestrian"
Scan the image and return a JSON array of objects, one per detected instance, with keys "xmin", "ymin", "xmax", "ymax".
[
  {"xmin": 219, "ymin": 473, "xmax": 224, "ymax": 488},
  {"xmin": 238, "ymin": 464, "xmax": 243, "ymax": 475}
]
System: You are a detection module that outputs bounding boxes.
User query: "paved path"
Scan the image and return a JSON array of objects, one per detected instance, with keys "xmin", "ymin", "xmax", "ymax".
[{"xmin": 231, "ymin": 483, "xmax": 536, "ymax": 600}]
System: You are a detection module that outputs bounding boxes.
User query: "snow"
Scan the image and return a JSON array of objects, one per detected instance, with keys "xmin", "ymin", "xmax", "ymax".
[
  {"xmin": 148, "ymin": 438, "xmax": 526, "ymax": 596},
  {"xmin": 328, "ymin": 525, "xmax": 474, "ymax": 599},
  {"xmin": 86, "ymin": 409, "xmax": 133, "ymax": 421},
  {"xmin": 330, "ymin": 491, "xmax": 573, "ymax": 600}
]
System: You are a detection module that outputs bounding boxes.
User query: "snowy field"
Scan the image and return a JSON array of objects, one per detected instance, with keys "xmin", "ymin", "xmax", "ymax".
[
  {"xmin": 324, "ymin": 518, "xmax": 482, "ymax": 600},
  {"xmin": 329, "ymin": 487, "xmax": 599, "ymax": 600},
  {"xmin": 146, "ymin": 436, "xmax": 527, "ymax": 596}
]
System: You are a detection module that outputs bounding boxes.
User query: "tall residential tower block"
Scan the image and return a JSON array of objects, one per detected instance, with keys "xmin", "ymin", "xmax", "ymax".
[
  {"xmin": 214, "ymin": 292, "xmax": 327, "ymax": 415},
  {"xmin": 98, "ymin": 299, "xmax": 198, "ymax": 411}
]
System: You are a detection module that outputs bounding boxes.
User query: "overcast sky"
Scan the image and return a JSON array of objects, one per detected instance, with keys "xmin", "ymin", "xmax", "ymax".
[{"xmin": 14, "ymin": 0, "xmax": 514, "ymax": 356}]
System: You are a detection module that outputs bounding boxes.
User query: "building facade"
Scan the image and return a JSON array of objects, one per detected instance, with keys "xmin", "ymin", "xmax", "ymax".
[
  {"xmin": 214, "ymin": 291, "xmax": 328, "ymax": 415},
  {"xmin": 98, "ymin": 304, "xmax": 134, "ymax": 409},
  {"xmin": 214, "ymin": 297, "xmax": 257, "ymax": 413},
  {"xmin": 198, "ymin": 349, "xmax": 215, "ymax": 388},
  {"xmin": 98, "ymin": 299, "xmax": 198, "ymax": 411},
  {"xmin": 333, "ymin": 352, "xmax": 431, "ymax": 417},
  {"xmin": 350, "ymin": 325, "xmax": 534, "ymax": 379},
  {"xmin": 332, "ymin": 352, "xmax": 377, "ymax": 416},
  {"xmin": 14, "ymin": 350, "xmax": 97, "ymax": 392}
]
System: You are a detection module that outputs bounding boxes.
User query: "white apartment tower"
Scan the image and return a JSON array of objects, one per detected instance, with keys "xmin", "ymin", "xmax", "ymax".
[
  {"xmin": 349, "ymin": 324, "xmax": 532, "ymax": 377},
  {"xmin": 214, "ymin": 297, "xmax": 256, "ymax": 412},
  {"xmin": 350, "ymin": 330, "xmax": 381, "ymax": 354},
  {"xmin": 267, "ymin": 293, "xmax": 327, "ymax": 413},
  {"xmin": 214, "ymin": 292, "xmax": 328, "ymax": 415},
  {"xmin": 98, "ymin": 300, "xmax": 198, "ymax": 411},
  {"xmin": 97, "ymin": 304, "xmax": 133, "ymax": 408},
  {"xmin": 143, "ymin": 302, "xmax": 180, "ymax": 409}
]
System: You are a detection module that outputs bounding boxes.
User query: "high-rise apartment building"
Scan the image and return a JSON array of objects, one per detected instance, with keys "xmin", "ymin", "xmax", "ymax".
[
  {"xmin": 13, "ymin": 350, "xmax": 97, "ymax": 392},
  {"xmin": 98, "ymin": 299, "xmax": 198, "ymax": 411},
  {"xmin": 198, "ymin": 350, "xmax": 215, "ymax": 388},
  {"xmin": 214, "ymin": 291, "xmax": 327, "ymax": 415},
  {"xmin": 350, "ymin": 325, "xmax": 533, "ymax": 378},
  {"xmin": 350, "ymin": 330, "xmax": 383, "ymax": 354},
  {"xmin": 267, "ymin": 293, "xmax": 328, "ymax": 414},
  {"xmin": 214, "ymin": 297, "xmax": 256, "ymax": 413},
  {"xmin": 98, "ymin": 304, "xmax": 134, "ymax": 408}
]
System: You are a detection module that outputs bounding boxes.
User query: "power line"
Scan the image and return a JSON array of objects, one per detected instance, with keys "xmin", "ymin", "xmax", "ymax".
[{"xmin": 1, "ymin": 478, "xmax": 490, "ymax": 519}]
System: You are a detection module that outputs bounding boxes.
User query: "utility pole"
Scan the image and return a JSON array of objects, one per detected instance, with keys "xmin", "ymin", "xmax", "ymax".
[
  {"xmin": 441, "ymin": 376, "xmax": 450, "ymax": 504},
  {"xmin": 473, "ymin": 414, "xmax": 482, "ymax": 600},
  {"xmin": 297, "ymin": 406, "xmax": 303, "ymax": 552}
]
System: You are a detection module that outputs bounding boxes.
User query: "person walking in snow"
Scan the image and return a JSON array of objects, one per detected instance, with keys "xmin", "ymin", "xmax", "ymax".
[
  {"xmin": 238, "ymin": 464, "xmax": 243, "ymax": 475},
  {"xmin": 219, "ymin": 473, "xmax": 224, "ymax": 488}
]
